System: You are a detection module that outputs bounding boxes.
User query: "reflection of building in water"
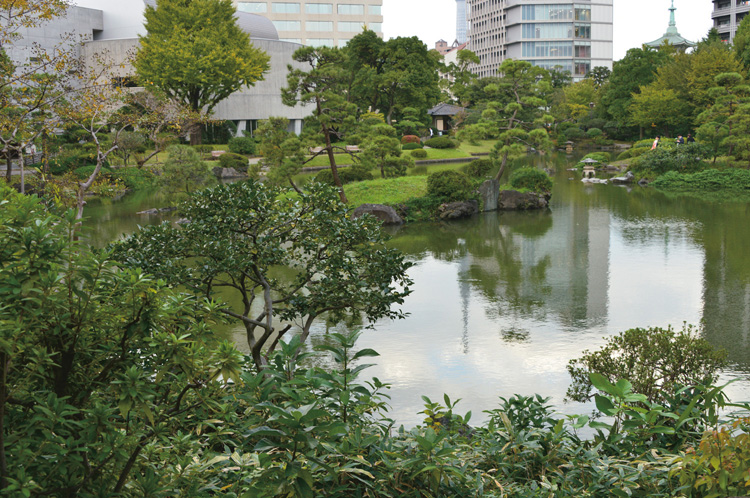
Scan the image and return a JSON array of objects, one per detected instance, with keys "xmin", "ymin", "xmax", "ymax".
[{"xmin": 464, "ymin": 202, "xmax": 610, "ymax": 330}]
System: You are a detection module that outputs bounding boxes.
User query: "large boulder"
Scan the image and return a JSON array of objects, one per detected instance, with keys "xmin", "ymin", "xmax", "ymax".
[
  {"xmin": 478, "ymin": 179, "xmax": 499, "ymax": 212},
  {"xmin": 438, "ymin": 200, "xmax": 479, "ymax": 220},
  {"xmin": 351, "ymin": 203, "xmax": 403, "ymax": 225},
  {"xmin": 611, "ymin": 171, "xmax": 635, "ymax": 184},
  {"xmin": 212, "ymin": 167, "xmax": 245, "ymax": 179},
  {"xmin": 498, "ymin": 190, "xmax": 549, "ymax": 210}
]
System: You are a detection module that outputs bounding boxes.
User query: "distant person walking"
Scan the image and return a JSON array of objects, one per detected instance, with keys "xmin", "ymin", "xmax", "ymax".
[
  {"xmin": 651, "ymin": 136, "xmax": 660, "ymax": 150},
  {"xmin": 686, "ymin": 134, "xmax": 695, "ymax": 143},
  {"xmin": 675, "ymin": 135, "xmax": 685, "ymax": 145}
]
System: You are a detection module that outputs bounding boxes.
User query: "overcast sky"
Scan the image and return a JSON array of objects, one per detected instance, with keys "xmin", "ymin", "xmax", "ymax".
[{"xmin": 382, "ymin": 0, "xmax": 714, "ymax": 62}]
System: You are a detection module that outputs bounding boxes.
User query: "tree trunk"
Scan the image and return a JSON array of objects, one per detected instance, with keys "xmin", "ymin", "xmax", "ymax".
[
  {"xmin": 316, "ymin": 97, "xmax": 347, "ymax": 203},
  {"xmin": 189, "ymin": 122, "xmax": 202, "ymax": 146},
  {"xmin": 4, "ymin": 155, "xmax": 10, "ymax": 184},
  {"xmin": 18, "ymin": 151, "xmax": 24, "ymax": 195},
  {"xmin": 0, "ymin": 353, "xmax": 8, "ymax": 491},
  {"xmin": 493, "ymin": 151, "xmax": 509, "ymax": 182}
]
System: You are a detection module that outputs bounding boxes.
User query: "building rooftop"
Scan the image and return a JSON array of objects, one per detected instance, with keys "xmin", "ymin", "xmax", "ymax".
[{"xmin": 645, "ymin": 0, "xmax": 696, "ymax": 50}]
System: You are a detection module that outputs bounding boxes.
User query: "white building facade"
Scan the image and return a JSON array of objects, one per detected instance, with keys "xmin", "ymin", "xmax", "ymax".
[{"xmin": 468, "ymin": 0, "xmax": 613, "ymax": 79}]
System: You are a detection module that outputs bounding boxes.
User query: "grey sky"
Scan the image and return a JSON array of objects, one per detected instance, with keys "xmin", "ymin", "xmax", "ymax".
[{"xmin": 382, "ymin": 0, "xmax": 714, "ymax": 61}]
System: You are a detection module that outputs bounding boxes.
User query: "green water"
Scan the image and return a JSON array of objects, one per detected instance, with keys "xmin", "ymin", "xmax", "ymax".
[{"xmin": 83, "ymin": 153, "xmax": 750, "ymax": 425}]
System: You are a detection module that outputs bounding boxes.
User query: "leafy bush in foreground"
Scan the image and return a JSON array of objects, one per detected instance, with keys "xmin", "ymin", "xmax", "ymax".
[{"xmin": 509, "ymin": 167, "xmax": 553, "ymax": 194}]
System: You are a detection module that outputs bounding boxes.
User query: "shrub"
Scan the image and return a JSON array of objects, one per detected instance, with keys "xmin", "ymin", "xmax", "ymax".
[
  {"xmin": 578, "ymin": 152, "xmax": 610, "ymax": 165},
  {"xmin": 616, "ymin": 149, "xmax": 633, "ymax": 161},
  {"xmin": 463, "ymin": 158, "xmax": 494, "ymax": 178},
  {"xmin": 410, "ymin": 149, "xmax": 427, "ymax": 159},
  {"xmin": 509, "ymin": 167, "xmax": 552, "ymax": 194},
  {"xmin": 72, "ymin": 165, "xmax": 113, "ymax": 180},
  {"xmin": 424, "ymin": 136, "xmax": 458, "ymax": 149},
  {"xmin": 586, "ymin": 127, "xmax": 603, "ymax": 138},
  {"xmin": 218, "ymin": 152, "xmax": 247, "ymax": 171},
  {"xmin": 563, "ymin": 127, "xmax": 585, "ymax": 141},
  {"xmin": 111, "ymin": 167, "xmax": 157, "ymax": 190},
  {"xmin": 401, "ymin": 135, "xmax": 420, "ymax": 144},
  {"xmin": 193, "ymin": 144, "xmax": 214, "ymax": 158},
  {"xmin": 651, "ymin": 168, "xmax": 750, "ymax": 192},
  {"xmin": 426, "ymin": 170, "xmax": 474, "ymax": 201},
  {"xmin": 632, "ymin": 142, "xmax": 711, "ymax": 176},
  {"xmin": 402, "ymin": 142, "xmax": 423, "ymax": 150},
  {"xmin": 48, "ymin": 151, "xmax": 97, "ymax": 175},
  {"xmin": 314, "ymin": 167, "xmax": 373, "ymax": 186},
  {"xmin": 566, "ymin": 325, "xmax": 728, "ymax": 404},
  {"xmin": 228, "ymin": 137, "xmax": 256, "ymax": 155}
]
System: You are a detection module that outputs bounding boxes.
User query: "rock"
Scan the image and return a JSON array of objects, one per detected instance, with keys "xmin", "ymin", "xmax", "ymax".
[
  {"xmin": 611, "ymin": 171, "xmax": 635, "ymax": 184},
  {"xmin": 638, "ymin": 178, "xmax": 649, "ymax": 186},
  {"xmin": 438, "ymin": 200, "xmax": 479, "ymax": 220},
  {"xmin": 351, "ymin": 203, "xmax": 403, "ymax": 225},
  {"xmin": 478, "ymin": 179, "xmax": 499, "ymax": 212},
  {"xmin": 498, "ymin": 190, "xmax": 549, "ymax": 210},
  {"xmin": 137, "ymin": 207, "xmax": 177, "ymax": 215},
  {"xmin": 212, "ymin": 167, "xmax": 245, "ymax": 179}
]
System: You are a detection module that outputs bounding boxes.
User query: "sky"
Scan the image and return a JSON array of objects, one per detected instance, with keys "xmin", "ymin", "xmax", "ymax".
[{"xmin": 382, "ymin": 0, "xmax": 714, "ymax": 62}]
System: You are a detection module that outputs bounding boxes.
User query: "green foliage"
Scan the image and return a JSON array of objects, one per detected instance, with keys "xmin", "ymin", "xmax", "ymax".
[
  {"xmin": 426, "ymin": 170, "xmax": 474, "ymax": 202},
  {"xmin": 160, "ymin": 144, "xmax": 214, "ymax": 194},
  {"xmin": 401, "ymin": 142, "xmax": 423, "ymax": 150},
  {"xmin": 509, "ymin": 167, "xmax": 553, "ymax": 194},
  {"xmin": 314, "ymin": 166, "xmax": 373, "ymax": 185},
  {"xmin": 48, "ymin": 149, "xmax": 96, "ymax": 175},
  {"xmin": 228, "ymin": 136, "xmax": 256, "ymax": 155},
  {"xmin": 586, "ymin": 127, "xmax": 603, "ymax": 138},
  {"xmin": 463, "ymin": 158, "xmax": 494, "ymax": 178},
  {"xmin": 651, "ymin": 168, "xmax": 750, "ymax": 192},
  {"xmin": 425, "ymin": 136, "xmax": 458, "ymax": 149},
  {"xmin": 566, "ymin": 325, "xmax": 728, "ymax": 404},
  {"xmin": 256, "ymin": 116, "xmax": 306, "ymax": 189},
  {"xmin": 401, "ymin": 134, "xmax": 420, "ymax": 144},
  {"xmin": 410, "ymin": 149, "xmax": 427, "ymax": 159},
  {"xmin": 72, "ymin": 164, "xmax": 112, "ymax": 179},
  {"xmin": 218, "ymin": 151, "xmax": 247, "ymax": 170},
  {"xmin": 110, "ymin": 166, "xmax": 157, "ymax": 190},
  {"xmin": 112, "ymin": 181, "xmax": 413, "ymax": 370},
  {"xmin": 632, "ymin": 143, "xmax": 712, "ymax": 176},
  {"xmin": 360, "ymin": 125, "xmax": 414, "ymax": 178},
  {"xmin": 563, "ymin": 127, "xmax": 585, "ymax": 140}
]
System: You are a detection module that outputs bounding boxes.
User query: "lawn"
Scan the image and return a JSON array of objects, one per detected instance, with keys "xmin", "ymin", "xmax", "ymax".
[{"xmin": 344, "ymin": 176, "xmax": 428, "ymax": 207}]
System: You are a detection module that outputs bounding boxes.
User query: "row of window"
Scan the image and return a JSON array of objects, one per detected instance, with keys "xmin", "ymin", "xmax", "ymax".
[
  {"xmin": 715, "ymin": 0, "xmax": 750, "ymax": 9},
  {"xmin": 238, "ymin": 2, "xmax": 381, "ymax": 15},
  {"xmin": 273, "ymin": 20, "xmax": 381, "ymax": 31},
  {"xmin": 530, "ymin": 59, "xmax": 590, "ymax": 76},
  {"xmin": 522, "ymin": 23, "xmax": 591, "ymax": 39},
  {"xmin": 521, "ymin": 4, "xmax": 591, "ymax": 21},
  {"xmin": 521, "ymin": 41, "xmax": 591, "ymax": 58}
]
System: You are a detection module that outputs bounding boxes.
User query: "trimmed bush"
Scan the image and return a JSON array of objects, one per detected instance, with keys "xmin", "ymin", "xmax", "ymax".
[
  {"xmin": 193, "ymin": 145, "xmax": 214, "ymax": 158},
  {"xmin": 401, "ymin": 135, "xmax": 420, "ymax": 144},
  {"xmin": 410, "ymin": 149, "xmax": 427, "ymax": 159},
  {"xmin": 563, "ymin": 127, "xmax": 585, "ymax": 141},
  {"xmin": 218, "ymin": 152, "xmax": 247, "ymax": 171},
  {"xmin": 426, "ymin": 170, "xmax": 474, "ymax": 201},
  {"xmin": 586, "ymin": 128, "xmax": 603, "ymax": 138},
  {"xmin": 509, "ymin": 167, "xmax": 552, "ymax": 194},
  {"xmin": 424, "ymin": 136, "xmax": 458, "ymax": 149},
  {"xmin": 579, "ymin": 152, "xmax": 610, "ymax": 165},
  {"xmin": 111, "ymin": 167, "xmax": 157, "ymax": 190},
  {"xmin": 463, "ymin": 159, "xmax": 494, "ymax": 178},
  {"xmin": 402, "ymin": 142, "xmax": 423, "ymax": 150},
  {"xmin": 315, "ymin": 167, "xmax": 373, "ymax": 186},
  {"xmin": 616, "ymin": 149, "xmax": 633, "ymax": 161},
  {"xmin": 72, "ymin": 165, "xmax": 113, "ymax": 180},
  {"xmin": 228, "ymin": 137, "xmax": 256, "ymax": 155},
  {"xmin": 632, "ymin": 142, "xmax": 711, "ymax": 176}
]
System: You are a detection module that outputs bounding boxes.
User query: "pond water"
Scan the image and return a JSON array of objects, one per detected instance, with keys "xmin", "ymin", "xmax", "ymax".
[{"xmin": 84, "ymin": 153, "xmax": 750, "ymax": 426}]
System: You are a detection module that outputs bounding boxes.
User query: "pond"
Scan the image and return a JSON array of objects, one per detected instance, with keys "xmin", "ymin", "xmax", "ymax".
[{"xmin": 84, "ymin": 153, "xmax": 750, "ymax": 426}]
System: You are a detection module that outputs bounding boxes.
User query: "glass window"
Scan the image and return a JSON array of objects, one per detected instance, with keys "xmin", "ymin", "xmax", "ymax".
[
  {"xmin": 306, "ymin": 21, "xmax": 333, "ymax": 31},
  {"xmin": 522, "ymin": 23, "xmax": 573, "ymax": 39},
  {"xmin": 574, "ymin": 23, "xmax": 590, "ymax": 39},
  {"xmin": 272, "ymin": 2, "xmax": 300, "ymax": 13},
  {"xmin": 339, "ymin": 21, "xmax": 365, "ymax": 32},
  {"xmin": 272, "ymin": 20, "xmax": 301, "ymax": 31},
  {"xmin": 308, "ymin": 38, "xmax": 334, "ymax": 47},
  {"xmin": 529, "ymin": 60, "xmax": 573, "ymax": 74},
  {"xmin": 237, "ymin": 2, "xmax": 267, "ymax": 13},
  {"xmin": 575, "ymin": 6, "xmax": 591, "ymax": 21},
  {"xmin": 575, "ymin": 60, "xmax": 590, "ymax": 76},
  {"xmin": 280, "ymin": 38, "xmax": 302, "ymax": 43},
  {"xmin": 338, "ymin": 4, "xmax": 365, "ymax": 15},
  {"xmin": 574, "ymin": 42, "xmax": 590, "ymax": 57},
  {"xmin": 522, "ymin": 4, "xmax": 574, "ymax": 21},
  {"xmin": 369, "ymin": 22, "xmax": 382, "ymax": 32},
  {"xmin": 305, "ymin": 3, "xmax": 333, "ymax": 14},
  {"xmin": 522, "ymin": 41, "xmax": 573, "ymax": 58},
  {"xmin": 369, "ymin": 5, "xmax": 381, "ymax": 15}
]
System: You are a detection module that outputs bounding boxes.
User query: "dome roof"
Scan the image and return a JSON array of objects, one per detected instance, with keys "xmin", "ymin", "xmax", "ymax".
[{"xmin": 142, "ymin": 0, "xmax": 278, "ymax": 40}]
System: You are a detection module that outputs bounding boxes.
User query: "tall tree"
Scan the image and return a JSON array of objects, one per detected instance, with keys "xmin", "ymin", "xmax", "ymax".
[
  {"xmin": 135, "ymin": 0, "xmax": 269, "ymax": 144},
  {"xmin": 441, "ymin": 49, "xmax": 480, "ymax": 105}
]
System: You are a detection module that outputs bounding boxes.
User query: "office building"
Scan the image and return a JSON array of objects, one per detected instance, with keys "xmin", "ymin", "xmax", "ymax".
[
  {"xmin": 233, "ymin": 1, "xmax": 383, "ymax": 47},
  {"xmin": 712, "ymin": 0, "xmax": 749, "ymax": 43},
  {"xmin": 456, "ymin": 0, "xmax": 470, "ymax": 44},
  {"xmin": 467, "ymin": 0, "xmax": 613, "ymax": 79}
]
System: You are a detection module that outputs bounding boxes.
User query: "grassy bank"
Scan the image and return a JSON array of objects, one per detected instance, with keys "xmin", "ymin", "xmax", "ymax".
[{"xmin": 344, "ymin": 176, "xmax": 428, "ymax": 206}]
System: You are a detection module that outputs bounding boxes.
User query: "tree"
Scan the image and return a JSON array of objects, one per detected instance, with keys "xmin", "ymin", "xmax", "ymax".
[
  {"xmin": 587, "ymin": 66, "xmax": 611, "ymax": 89},
  {"xmin": 629, "ymin": 85, "xmax": 688, "ymax": 137},
  {"xmin": 734, "ymin": 16, "xmax": 750, "ymax": 70},
  {"xmin": 359, "ymin": 124, "xmax": 413, "ymax": 178},
  {"xmin": 283, "ymin": 46, "xmax": 356, "ymax": 202},
  {"xmin": 687, "ymin": 43, "xmax": 743, "ymax": 115},
  {"xmin": 112, "ymin": 181, "xmax": 413, "ymax": 371},
  {"xmin": 485, "ymin": 60, "xmax": 554, "ymax": 180},
  {"xmin": 442, "ymin": 49, "xmax": 480, "ymax": 105},
  {"xmin": 160, "ymin": 144, "xmax": 214, "ymax": 194},
  {"xmin": 0, "ymin": 185, "xmax": 243, "ymax": 495},
  {"xmin": 256, "ymin": 116, "xmax": 306, "ymax": 191},
  {"xmin": 696, "ymin": 72, "xmax": 750, "ymax": 159},
  {"xmin": 135, "ymin": 0, "xmax": 270, "ymax": 144},
  {"xmin": 342, "ymin": 27, "xmax": 385, "ymax": 110}
]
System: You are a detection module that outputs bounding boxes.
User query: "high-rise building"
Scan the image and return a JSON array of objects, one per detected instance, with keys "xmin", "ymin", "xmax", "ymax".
[
  {"xmin": 467, "ymin": 0, "xmax": 613, "ymax": 79},
  {"xmin": 456, "ymin": 0, "xmax": 469, "ymax": 44},
  {"xmin": 234, "ymin": 1, "xmax": 383, "ymax": 47},
  {"xmin": 712, "ymin": 0, "xmax": 749, "ymax": 43}
]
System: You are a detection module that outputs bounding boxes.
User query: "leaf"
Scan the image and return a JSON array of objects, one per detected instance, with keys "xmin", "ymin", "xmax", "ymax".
[
  {"xmin": 595, "ymin": 394, "xmax": 616, "ymax": 416},
  {"xmin": 589, "ymin": 372, "xmax": 616, "ymax": 394},
  {"xmin": 352, "ymin": 348, "xmax": 379, "ymax": 360}
]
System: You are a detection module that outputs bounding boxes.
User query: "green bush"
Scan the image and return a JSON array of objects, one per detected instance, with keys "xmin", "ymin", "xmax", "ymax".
[
  {"xmin": 48, "ymin": 151, "xmax": 97, "ymax": 175},
  {"xmin": 410, "ymin": 149, "xmax": 427, "ymax": 159},
  {"xmin": 193, "ymin": 144, "xmax": 214, "ymax": 158},
  {"xmin": 402, "ymin": 142, "xmax": 423, "ymax": 150},
  {"xmin": 463, "ymin": 158, "xmax": 494, "ymax": 178},
  {"xmin": 578, "ymin": 152, "xmax": 610, "ymax": 165},
  {"xmin": 111, "ymin": 167, "xmax": 157, "ymax": 190},
  {"xmin": 651, "ymin": 168, "xmax": 750, "ymax": 191},
  {"xmin": 617, "ymin": 149, "xmax": 633, "ymax": 160},
  {"xmin": 586, "ymin": 127, "xmax": 603, "ymax": 138},
  {"xmin": 426, "ymin": 170, "xmax": 474, "ymax": 201},
  {"xmin": 228, "ymin": 137, "xmax": 256, "ymax": 155},
  {"xmin": 632, "ymin": 142, "xmax": 711, "ymax": 176},
  {"xmin": 563, "ymin": 127, "xmax": 585, "ymax": 141},
  {"xmin": 424, "ymin": 136, "xmax": 458, "ymax": 149},
  {"xmin": 401, "ymin": 135, "xmax": 420, "ymax": 144},
  {"xmin": 509, "ymin": 167, "xmax": 553, "ymax": 194},
  {"xmin": 314, "ymin": 167, "xmax": 373, "ymax": 186},
  {"xmin": 72, "ymin": 165, "xmax": 113, "ymax": 180},
  {"xmin": 218, "ymin": 152, "xmax": 247, "ymax": 171}
]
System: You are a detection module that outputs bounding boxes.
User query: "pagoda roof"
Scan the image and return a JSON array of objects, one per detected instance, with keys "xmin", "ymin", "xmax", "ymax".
[{"xmin": 645, "ymin": 0, "xmax": 696, "ymax": 50}]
